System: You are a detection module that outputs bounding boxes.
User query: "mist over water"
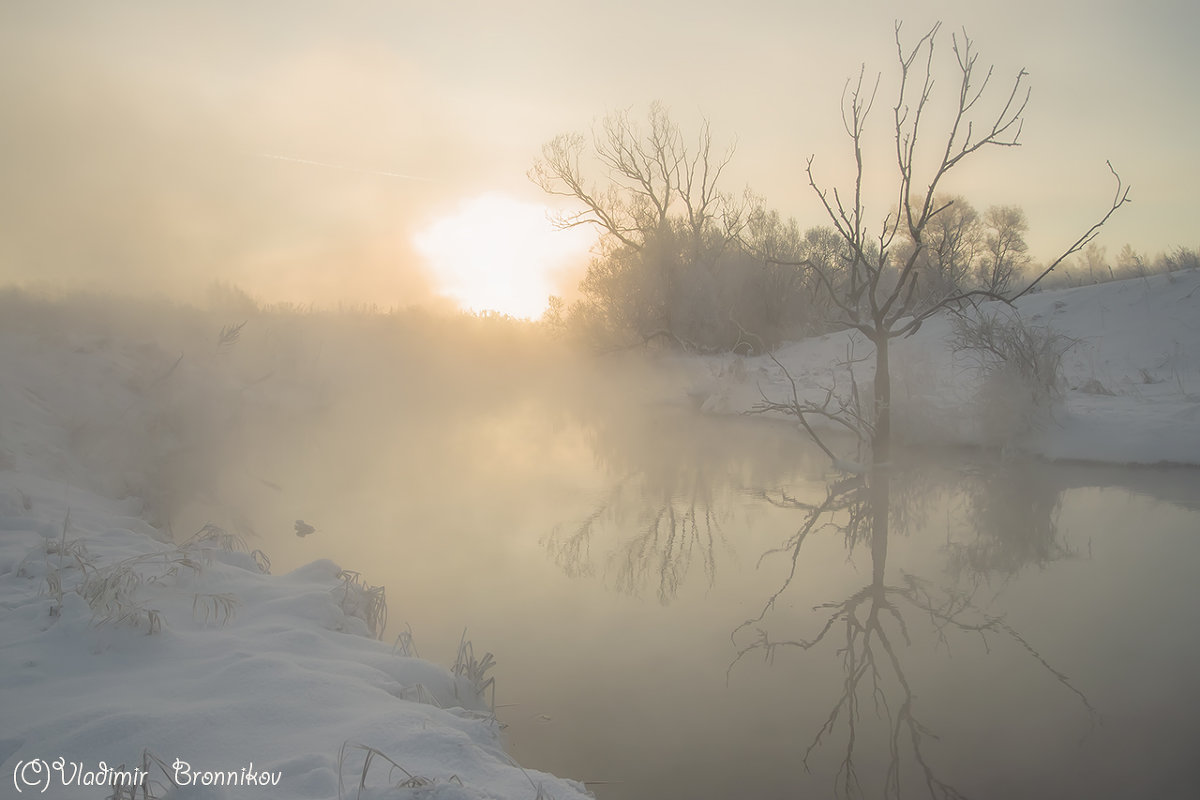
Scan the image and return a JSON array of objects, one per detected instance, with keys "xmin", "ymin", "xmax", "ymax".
[
  {"xmin": 4, "ymin": 289, "xmax": 1199, "ymax": 799},
  {"xmin": 5, "ymin": 2, "xmax": 1200, "ymax": 795}
]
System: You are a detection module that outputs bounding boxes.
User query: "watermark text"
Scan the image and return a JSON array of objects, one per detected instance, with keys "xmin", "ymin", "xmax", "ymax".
[{"xmin": 12, "ymin": 757, "xmax": 281, "ymax": 793}]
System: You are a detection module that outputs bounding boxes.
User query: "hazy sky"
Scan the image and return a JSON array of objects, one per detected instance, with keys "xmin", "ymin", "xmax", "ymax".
[{"xmin": 2, "ymin": 1, "xmax": 1196, "ymax": 312}]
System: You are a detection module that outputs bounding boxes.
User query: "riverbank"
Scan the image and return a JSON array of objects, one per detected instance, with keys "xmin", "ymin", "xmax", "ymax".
[
  {"xmin": 683, "ymin": 268, "xmax": 1200, "ymax": 467},
  {"xmin": 0, "ymin": 301, "xmax": 590, "ymax": 800}
]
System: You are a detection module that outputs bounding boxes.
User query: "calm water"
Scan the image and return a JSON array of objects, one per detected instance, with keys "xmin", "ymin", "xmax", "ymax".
[{"xmin": 209, "ymin": 365, "xmax": 1200, "ymax": 800}]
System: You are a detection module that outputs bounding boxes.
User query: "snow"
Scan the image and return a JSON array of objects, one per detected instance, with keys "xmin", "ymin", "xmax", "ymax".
[
  {"xmin": 0, "ymin": 269, "xmax": 1195, "ymax": 799},
  {"xmin": 0, "ymin": 303, "xmax": 590, "ymax": 798},
  {"xmin": 686, "ymin": 268, "xmax": 1200, "ymax": 467},
  {"xmin": 0, "ymin": 482, "xmax": 590, "ymax": 799}
]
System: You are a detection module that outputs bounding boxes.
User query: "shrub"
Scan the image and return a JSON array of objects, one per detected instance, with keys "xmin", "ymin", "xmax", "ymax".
[
  {"xmin": 1158, "ymin": 245, "xmax": 1200, "ymax": 273},
  {"xmin": 951, "ymin": 310, "xmax": 1077, "ymax": 444}
]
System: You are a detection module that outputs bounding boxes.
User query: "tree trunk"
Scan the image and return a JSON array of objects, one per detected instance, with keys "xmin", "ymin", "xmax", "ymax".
[
  {"xmin": 870, "ymin": 471, "xmax": 890, "ymax": 588},
  {"xmin": 870, "ymin": 333, "xmax": 891, "ymax": 587},
  {"xmin": 872, "ymin": 333, "xmax": 891, "ymax": 467}
]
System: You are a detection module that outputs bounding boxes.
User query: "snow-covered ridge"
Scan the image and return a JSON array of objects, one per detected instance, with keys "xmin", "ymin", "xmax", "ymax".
[
  {"xmin": 686, "ymin": 268, "xmax": 1200, "ymax": 467},
  {"xmin": 0, "ymin": 299, "xmax": 590, "ymax": 799}
]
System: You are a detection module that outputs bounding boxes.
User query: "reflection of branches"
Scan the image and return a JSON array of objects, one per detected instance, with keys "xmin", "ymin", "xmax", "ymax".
[
  {"xmin": 733, "ymin": 465, "xmax": 1097, "ymax": 799},
  {"xmin": 543, "ymin": 483, "xmax": 625, "ymax": 579},
  {"xmin": 991, "ymin": 617, "xmax": 1098, "ymax": 728},
  {"xmin": 735, "ymin": 570, "xmax": 973, "ymax": 798},
  {"xmin": 545, "ymin": 406, "xmax": 816, "ymax": 601},
  {"xmin": 733, "ymin": 587, "xmax": 968, "ymax": 796},
  {"xmin": 733, "ymin": 476, "xmax": 869, "ymax": 645},
  {"xmin": 543, "ymin": 473, "xmax": 729, "ymax": 603},
  {"xmin": 902, "ymin": 571, "xmax": 1095, "ymax": 725},
  {"xmin": 946, "ymin": 460, "xmax": 1077, "ymax": 579},
  {"xmin": 611, "ymin": 487, "xmax": 721, "ymax": 602}
]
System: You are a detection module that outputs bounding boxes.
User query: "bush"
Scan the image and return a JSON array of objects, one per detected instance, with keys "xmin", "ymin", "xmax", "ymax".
[
  {"xmin": 951, "ymin": 310, "xmax": 1077, "ymax": 444},
  {"xmin": 1158, "ymin": 245, "xmax": 1200, "ymax": 273}
]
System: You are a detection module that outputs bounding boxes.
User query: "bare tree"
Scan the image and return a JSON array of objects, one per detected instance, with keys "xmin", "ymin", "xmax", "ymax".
[
  {"xmin": 782, "ymin": 22, "xmax": 1128, "ymax": 468},
  {"xmin": 529, "ymin": 102, "xmax": 745, "ymax": 255},
  {"xmin": 532, "ymin": 104, "xmax": 811, "ymax": 351}
]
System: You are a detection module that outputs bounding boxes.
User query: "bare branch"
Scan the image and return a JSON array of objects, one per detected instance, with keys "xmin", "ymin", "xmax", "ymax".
[{"xmin": 1013, "ymin": 161, "xmax": 1131, "ymax": 299}]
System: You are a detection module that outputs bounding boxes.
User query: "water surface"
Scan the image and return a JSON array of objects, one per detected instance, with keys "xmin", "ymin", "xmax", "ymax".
[{"xmin": 196, "ymin": 360, "xmax": 1200, "ymax": 800}]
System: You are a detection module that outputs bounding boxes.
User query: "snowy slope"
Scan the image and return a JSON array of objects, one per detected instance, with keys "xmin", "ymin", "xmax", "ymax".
[
  {"xmin": 0, "ymin": 305, "xmax": 589, "ymax": 799},
  {"xmin": 686, "ymin": 268, "xmax": 1200, "ymax": 466}
]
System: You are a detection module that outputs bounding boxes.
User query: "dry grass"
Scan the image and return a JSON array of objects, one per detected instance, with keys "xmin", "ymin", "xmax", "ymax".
[
  {"xmin": 182, "ymin": 522, "xmax": 248, "ymax": 554},
  {"xmin": 452, "ymin": 630, "xmax": 497, "ymax": 711},
  {"xmin": 336, "ymin": 570, "xmax": 387, "ymax": 639},
  {"xmin": 78, "ymin": 549, "xmax": 204, "ymax": 634},
  {"xmin": 192, "ymin": 592, "xmax": 239, "ymax": 626},
  {"xmin": 38, "ymin": 521, "xmax": 260, "ymax": 634},
  {"xmin": 391, "ymin": 623, "xmax": 418, "ymax": 658},
  {"xmin": 104, "ymin": 749, "xmax": 178, "ymax": 800},
  {"xmin": 336, "ymin": 741, "xmax": 461, "ymax": 799}
]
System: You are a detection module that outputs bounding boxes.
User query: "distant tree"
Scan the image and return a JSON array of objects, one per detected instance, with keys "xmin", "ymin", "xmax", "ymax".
[
  {"xmin": 1114, "ymin": 243, "xmax": 1147, "ymax": 278},
  {"xmin": 1082, "ymin": 242, "xmax": 1110, "ymax": 283},
  {"xmin": 736, "ymin": 210, "xmax": 843, "ymax": 343},
  {"xmin": 530, "ymin": 102, "xmax": 747, "ymax": 256},
  {"xmin": 532, "ymin": 104, "xmax": 814, "ymax": 351},
  {"xmin": 979, "ymin": 204, "xmax": 1031, "ymax": 293},
  {"xmin": 925, "ymin": 195, "xmax": 982, "ymax": 295},
  {"xmin": 1157, "ymin": 245, "xmax": 1200, "ymax": 273},
  {"xmin": 530, "ymin": 104, "xmax": 738, "ymax": 348},
  {"xmin": 894, "ymin": 194, "xmax": 982, "ymax": 301}
]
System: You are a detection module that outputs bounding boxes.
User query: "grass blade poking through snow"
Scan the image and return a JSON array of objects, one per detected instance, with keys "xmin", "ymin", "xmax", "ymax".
[
  {"xmin": 391, "ymin": 623, "xmax": 418, "ymax": 657},
  {"xmin": 192, "ymin": 592, "xmax": 239, "ymax": 626},
  {"xmin": 452, "ymin": 629, "xmax": 497, "ymax": 711},
  {"xmin": 336, "ymin": 741, "xmax": 463, "ymax": 799}
]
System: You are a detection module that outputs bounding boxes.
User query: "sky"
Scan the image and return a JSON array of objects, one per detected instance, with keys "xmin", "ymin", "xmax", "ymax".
[{"xmin": 1, "ymin": 0, "xmax": 1196, "ymax": 315}]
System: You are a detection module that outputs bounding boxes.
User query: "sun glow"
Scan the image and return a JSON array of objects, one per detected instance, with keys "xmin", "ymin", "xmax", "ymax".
[{"xmin": 414, "ymin": 193, "xmax": 595, "ymax": 319}]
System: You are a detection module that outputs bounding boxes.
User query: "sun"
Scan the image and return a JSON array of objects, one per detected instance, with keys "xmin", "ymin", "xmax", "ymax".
[{"xmin": 413, "ymin": 192, "xmax": 595, "ymax": 319}]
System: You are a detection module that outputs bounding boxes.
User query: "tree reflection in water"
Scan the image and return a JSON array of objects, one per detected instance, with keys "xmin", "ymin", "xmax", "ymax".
[
  {"xmin": 546, "ymin": 429, "xmax": 1100, "ymax": 798},
  {"xmin": 542, "ymin": 411, "xmax": 804, "ymax": 603},
  {"xmin": 729, "ymin": 460, "xmax": 1097, "ymax": 799},
  {"xmin": 544, "ymin": 473, "xmax": 726, "ymax": 602},
  {"xmin": 949, "ymin": 459, "xmax": 1079, "ymax": 579}
]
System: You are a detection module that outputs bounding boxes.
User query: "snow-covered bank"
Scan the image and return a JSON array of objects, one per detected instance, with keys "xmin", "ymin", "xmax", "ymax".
[
  {"xmin": 686, "ymin": 268, "xmax": 1200, "ymax": 466},
  {"xmin": 0, "ymin": 305, "xmax": 590, "ymax": 799},
  {"xmin": 0, "ymin": 479, "xmax": 590, "ymax": 798}
]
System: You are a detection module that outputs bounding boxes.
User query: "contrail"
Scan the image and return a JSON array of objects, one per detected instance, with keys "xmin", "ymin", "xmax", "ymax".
[{"xmin": 257, "ymin": 152, "xmax": 434, "ymax": 182}]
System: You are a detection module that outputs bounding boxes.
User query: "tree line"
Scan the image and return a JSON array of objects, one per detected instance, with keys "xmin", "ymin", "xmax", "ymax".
[
  {"xmin": 528, "ymin": 24, "xmax": 1195, "ymax": 358},
  {"xmin": 532, "ymin": 98, "xmax": 1151, "ymax": 354}
]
